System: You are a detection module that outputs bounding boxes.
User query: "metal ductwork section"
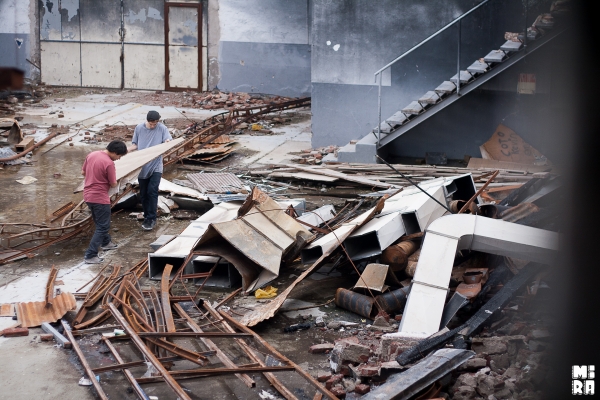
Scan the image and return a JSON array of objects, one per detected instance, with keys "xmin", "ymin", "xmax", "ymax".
[{"xmin": 396, "ymin": 214, "xmax": 560, "ymax": 338}]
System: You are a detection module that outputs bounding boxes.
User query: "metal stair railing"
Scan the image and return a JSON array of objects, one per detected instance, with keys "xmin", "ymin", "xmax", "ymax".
[{"xmin": 373, "ymin": 0, "xmax": 530, "ymax": 149}]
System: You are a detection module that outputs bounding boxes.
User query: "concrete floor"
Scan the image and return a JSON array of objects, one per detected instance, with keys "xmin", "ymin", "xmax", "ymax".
[{"xmin": 0, "ymin": 90, "xmax": 360, "ymax": 399}]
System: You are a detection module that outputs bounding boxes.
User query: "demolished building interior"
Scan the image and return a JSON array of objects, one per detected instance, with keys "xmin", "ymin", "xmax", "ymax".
[{"xmin": 1, "ymin": 0, "xmax": 598, "ymax": 399}]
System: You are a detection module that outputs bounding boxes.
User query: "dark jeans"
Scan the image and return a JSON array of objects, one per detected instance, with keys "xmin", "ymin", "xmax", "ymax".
[
  {"xmin": 84, "ymin": 202, "xmax": 112, "ymax": 259},
  {"xmin": 138, "ymin": 172, "xmax": 161, "ymax": 222}
]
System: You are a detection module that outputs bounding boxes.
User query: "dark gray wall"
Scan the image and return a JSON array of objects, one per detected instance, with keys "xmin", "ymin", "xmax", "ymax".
[
  {"xmin": 0, "ymin": 0, "xmax": 37, "ymax": 79},
  {"xmin": 310, "ymin": 0, "xmax": 554, "ymax": 149},
  {"xmin": 387, "ymin": 33, "xmax": 570, "ymax": 162},
  {"xmin": 216, "ymin": 0, "xmax": 311, "ymax": 97}
]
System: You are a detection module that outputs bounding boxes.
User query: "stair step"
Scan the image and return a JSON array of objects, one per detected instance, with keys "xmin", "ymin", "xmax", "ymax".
[
  {"xmin": 500, "ymin": 40, "xmax": 523, "ymax": 52},
  {"xmin": 435, "ymin": 81, "xmax": 456, "ymax": 94},
  {"xmin": 376, "ymin": 121, "xmax": 394, "ymax": 134},
  {"xmin": 483, "ymin": 50, "xmax": 507, "ymax": 63},
  {"xmin": 450, "ymin": 70, "xmax": 474, "ymax": 84},
  {"xmin": 401, "ymin": 101, "xmax": 425, "ymax": 115},
  {"xmin": 467, "ymin": 60, "xmax": 489, "ymax": 74},
  {"xmin": 386, "ymin": 111, "xmax": 409, "ymax": 126},
  {"xmin": 518, "ymin": 27, "xmax": 539, "ymax": 42},
  {"xmin": 418, "ymin": 91, "xmax": 442, "ymax": 105},
  {"xmin": 533, "ymin": 13, "xmax": 555, "ymax": 29}
]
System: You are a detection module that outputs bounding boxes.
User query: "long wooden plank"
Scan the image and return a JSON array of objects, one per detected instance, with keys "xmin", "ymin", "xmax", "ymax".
[
  {"xmin": 290, "ymin": 165, "xmax": 395, "ymax": 189},
  {"xmin": 161, "ymin": 264, "xmax": 176, "ymax": 332}
]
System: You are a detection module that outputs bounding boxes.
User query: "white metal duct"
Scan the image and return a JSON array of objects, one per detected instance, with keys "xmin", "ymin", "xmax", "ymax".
[{"xmin": 396, "ymin": 214, "xmax": 560, "ymax": 338}]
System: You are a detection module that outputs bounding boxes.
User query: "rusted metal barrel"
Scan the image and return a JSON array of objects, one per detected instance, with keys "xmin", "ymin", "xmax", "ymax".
[
  {"xmin": 449, "ymin": 200, "xmax": 466, "ymax": 214},
  {"xmin": 479, "ymin": 204, "xmax": 512, "ymax": 219},
  {"xmin": 380, "ymin": 240, "xmax": 418, "ymax": 272},
  {"xmin": 335, "ymin": 288, "xmax": 377, "ymax": 319},
  {"xmin": 375, "ymin": 286, "xmax": 411, "ymax": 314}
]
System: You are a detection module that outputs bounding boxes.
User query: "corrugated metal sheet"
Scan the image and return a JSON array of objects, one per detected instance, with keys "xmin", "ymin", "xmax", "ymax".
[
  {"xmin": 16, "ymin": 292, "xmax": 77, "ymax": 328},
  {"xmin": 187, "ymin": 172, "xmax": 246, "ymax": 194},
  {"xmin": 0, "ymin": 303, "xmax": 15, "ymax": 317}
]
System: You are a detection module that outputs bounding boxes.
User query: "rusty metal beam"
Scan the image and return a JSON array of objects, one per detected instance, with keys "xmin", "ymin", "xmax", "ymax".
[
  {"xmin": 173, "ymin": 303, "xmax": 256, "ymax": 388},
  {"xmin": 45, "ymin": 265, "xmax": 58, "ymax": 306},
  {"xmin": 101, "ymin": 337, "xmax": 150, "ymax": 400},
  {"xmin": 161, "ymin": 264, "xmax": 176, "ymax": 332},
  {"xmin": 218, "ymin": 310, "xmax": 339, "ymax": 400},
  {"xmin": 108, "ymin": 303, "xmax": 192, "ymax": 400},
  {"xmin": 137, "ymin": 332, "xmax": 251, "ymax": 338},
  {"xmin": 61, "ymin": 320, "xmax": 109, "ymax": 400}
]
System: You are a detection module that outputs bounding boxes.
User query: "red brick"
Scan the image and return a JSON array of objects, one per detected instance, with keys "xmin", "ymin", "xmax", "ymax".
[
  {"xmin": 356, "ymin": 364, "xmax": 380, "ymax": 377},
  {"xmin": 40, "ymin": 333, "xmax": 54, "ymax": 342},
  {"xmin": 340, "ymin": 364, "xmax": 352, "ymax": 376},
  {"xmin": 317, "ymin": 372, "xmax": 332, "ymax": 382},
  {"xmin": 325, "ymin": 374, "xmax": 343, "ymax": 390},
  {"xmin": 1, "ymin": 327, "xmax": 29, "ymax": 337},
  {"xmin": 309, "ymin": 343, "xmax": 334, "ymax": 354},
  {"xmin": 330, "ymin": 385, "xmax": 346, "ymax": 398},
  {"xmin": 355, "ymin": 384, "xmax": 371, "ymax": 395}
]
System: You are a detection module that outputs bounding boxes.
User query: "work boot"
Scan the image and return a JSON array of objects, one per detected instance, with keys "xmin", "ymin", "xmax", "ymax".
[
  {"xmin": 84, "ymin": 256, "xmax": 104, "ymax": 264},
  {"xmin": 142, "ymin": 219, "xmax": 156, "ymax": 231},
  {"xmin": 100, "ymin": 241, "xmax": 118, "ymax": 250}
]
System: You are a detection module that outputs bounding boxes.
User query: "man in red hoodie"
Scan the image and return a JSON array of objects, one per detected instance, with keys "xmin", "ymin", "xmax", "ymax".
[{"xmin": 82, "ymin": 140, "xmax": 128, "ymax": 264}]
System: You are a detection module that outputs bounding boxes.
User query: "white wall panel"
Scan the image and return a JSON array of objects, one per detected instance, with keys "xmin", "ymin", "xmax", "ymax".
[
  {"xmin": 40, "ymin": 41, "xmax": 80, "ymax": 86},
  {"xmin": 169, "ymin": 46, "xmax": 199, "ymax": 89},
  {"xmin": 124, "ymin": 44, "xmax": 165, "ymax": 89},
  {"xmin": 81, "ymin": 43, "xmax": 121, "ymax": 88}
]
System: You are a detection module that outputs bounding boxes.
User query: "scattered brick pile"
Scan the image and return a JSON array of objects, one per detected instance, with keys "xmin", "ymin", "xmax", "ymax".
[{"xmin": 291, "ymin": 146, "xmax": 338, "ymax": 164}]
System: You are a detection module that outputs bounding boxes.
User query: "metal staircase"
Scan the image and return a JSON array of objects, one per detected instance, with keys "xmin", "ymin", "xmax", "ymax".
[{"xmin": 335, "ymin": 0, "xmax": 571, "ymax": 163}]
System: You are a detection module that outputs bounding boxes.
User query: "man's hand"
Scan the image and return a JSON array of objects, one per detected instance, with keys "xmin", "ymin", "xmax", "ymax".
[{"xmin": 127, "ymin": 144, "xmax": 138, "ymax": 152}]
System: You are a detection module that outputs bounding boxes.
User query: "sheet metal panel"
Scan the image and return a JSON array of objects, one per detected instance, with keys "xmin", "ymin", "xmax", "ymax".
[
  {"xmin": 39, "ymin": 1, "xmax": 62, "ymax": 40},
  {"xmin": 167, "ymin": 5, "xmax": 200, "ymax": 89},
  {"xmin": 124, "ymin": 0, "xmax": 165, "ymax": 43},
  {"xmin": 187, "ymin": 172, "xmax": 245, "ymax": 194},
  {"xmin": 40, "ymin": 41, "xmax": 81, "ymax": 86},
  {"xmin": 168, "ymin": 46, "xmax": 199, "ymax": 89},
  {"xmin": 79, "ymin": 0, "xmax": 121, "ymax": 42},
  {"xmin": 81, "ymin": 43, "xmax": 122, "ymax": 88},
  {"xmin": 124, "ymin": 44, "xmax": 166, "ymax": 89},
  {"xmin": 15, "ymin": 292, "xmax": 77, "ymax": 328}
]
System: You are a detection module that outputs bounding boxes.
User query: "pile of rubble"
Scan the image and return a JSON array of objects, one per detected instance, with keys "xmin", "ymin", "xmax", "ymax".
[{"xmin": 1, "ymin": 98, "xmax": 562, "ymax": 399}]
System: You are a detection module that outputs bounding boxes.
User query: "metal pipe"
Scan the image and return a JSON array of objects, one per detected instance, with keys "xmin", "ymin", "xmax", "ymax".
[
  {"xmin": 523, "ymin": 2, "xmax": 528, "ymax": 49},
  {"xmin": 0, "ymin": 132, "xmax": 58, "ymax": 162},
  {"xmin": 373, "ymin": 0, "xmax": 489, "ymax": 76},
  {"xmin": 377, "ymin": 72, "xmax": 382, "ymax": 148},
  {"xmin": 375, "ymin": 286, "xmax": 411, "ymax": 314},
  {"xmin": 457, "ymin": 20, "xmax": 461, "ymax": 96},
  {"xmin": 335, "ymin": 288, "xmax": 377, "ymax": 319}
]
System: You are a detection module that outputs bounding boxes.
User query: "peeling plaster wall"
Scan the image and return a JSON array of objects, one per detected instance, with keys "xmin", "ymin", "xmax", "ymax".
[
  {"xmin": 0, "ymin": 0, "xmax": 38, "ymax": 80},
  {"xmin": 216, "ymin": 0, "xmax": 311, "ymax": 97}
]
